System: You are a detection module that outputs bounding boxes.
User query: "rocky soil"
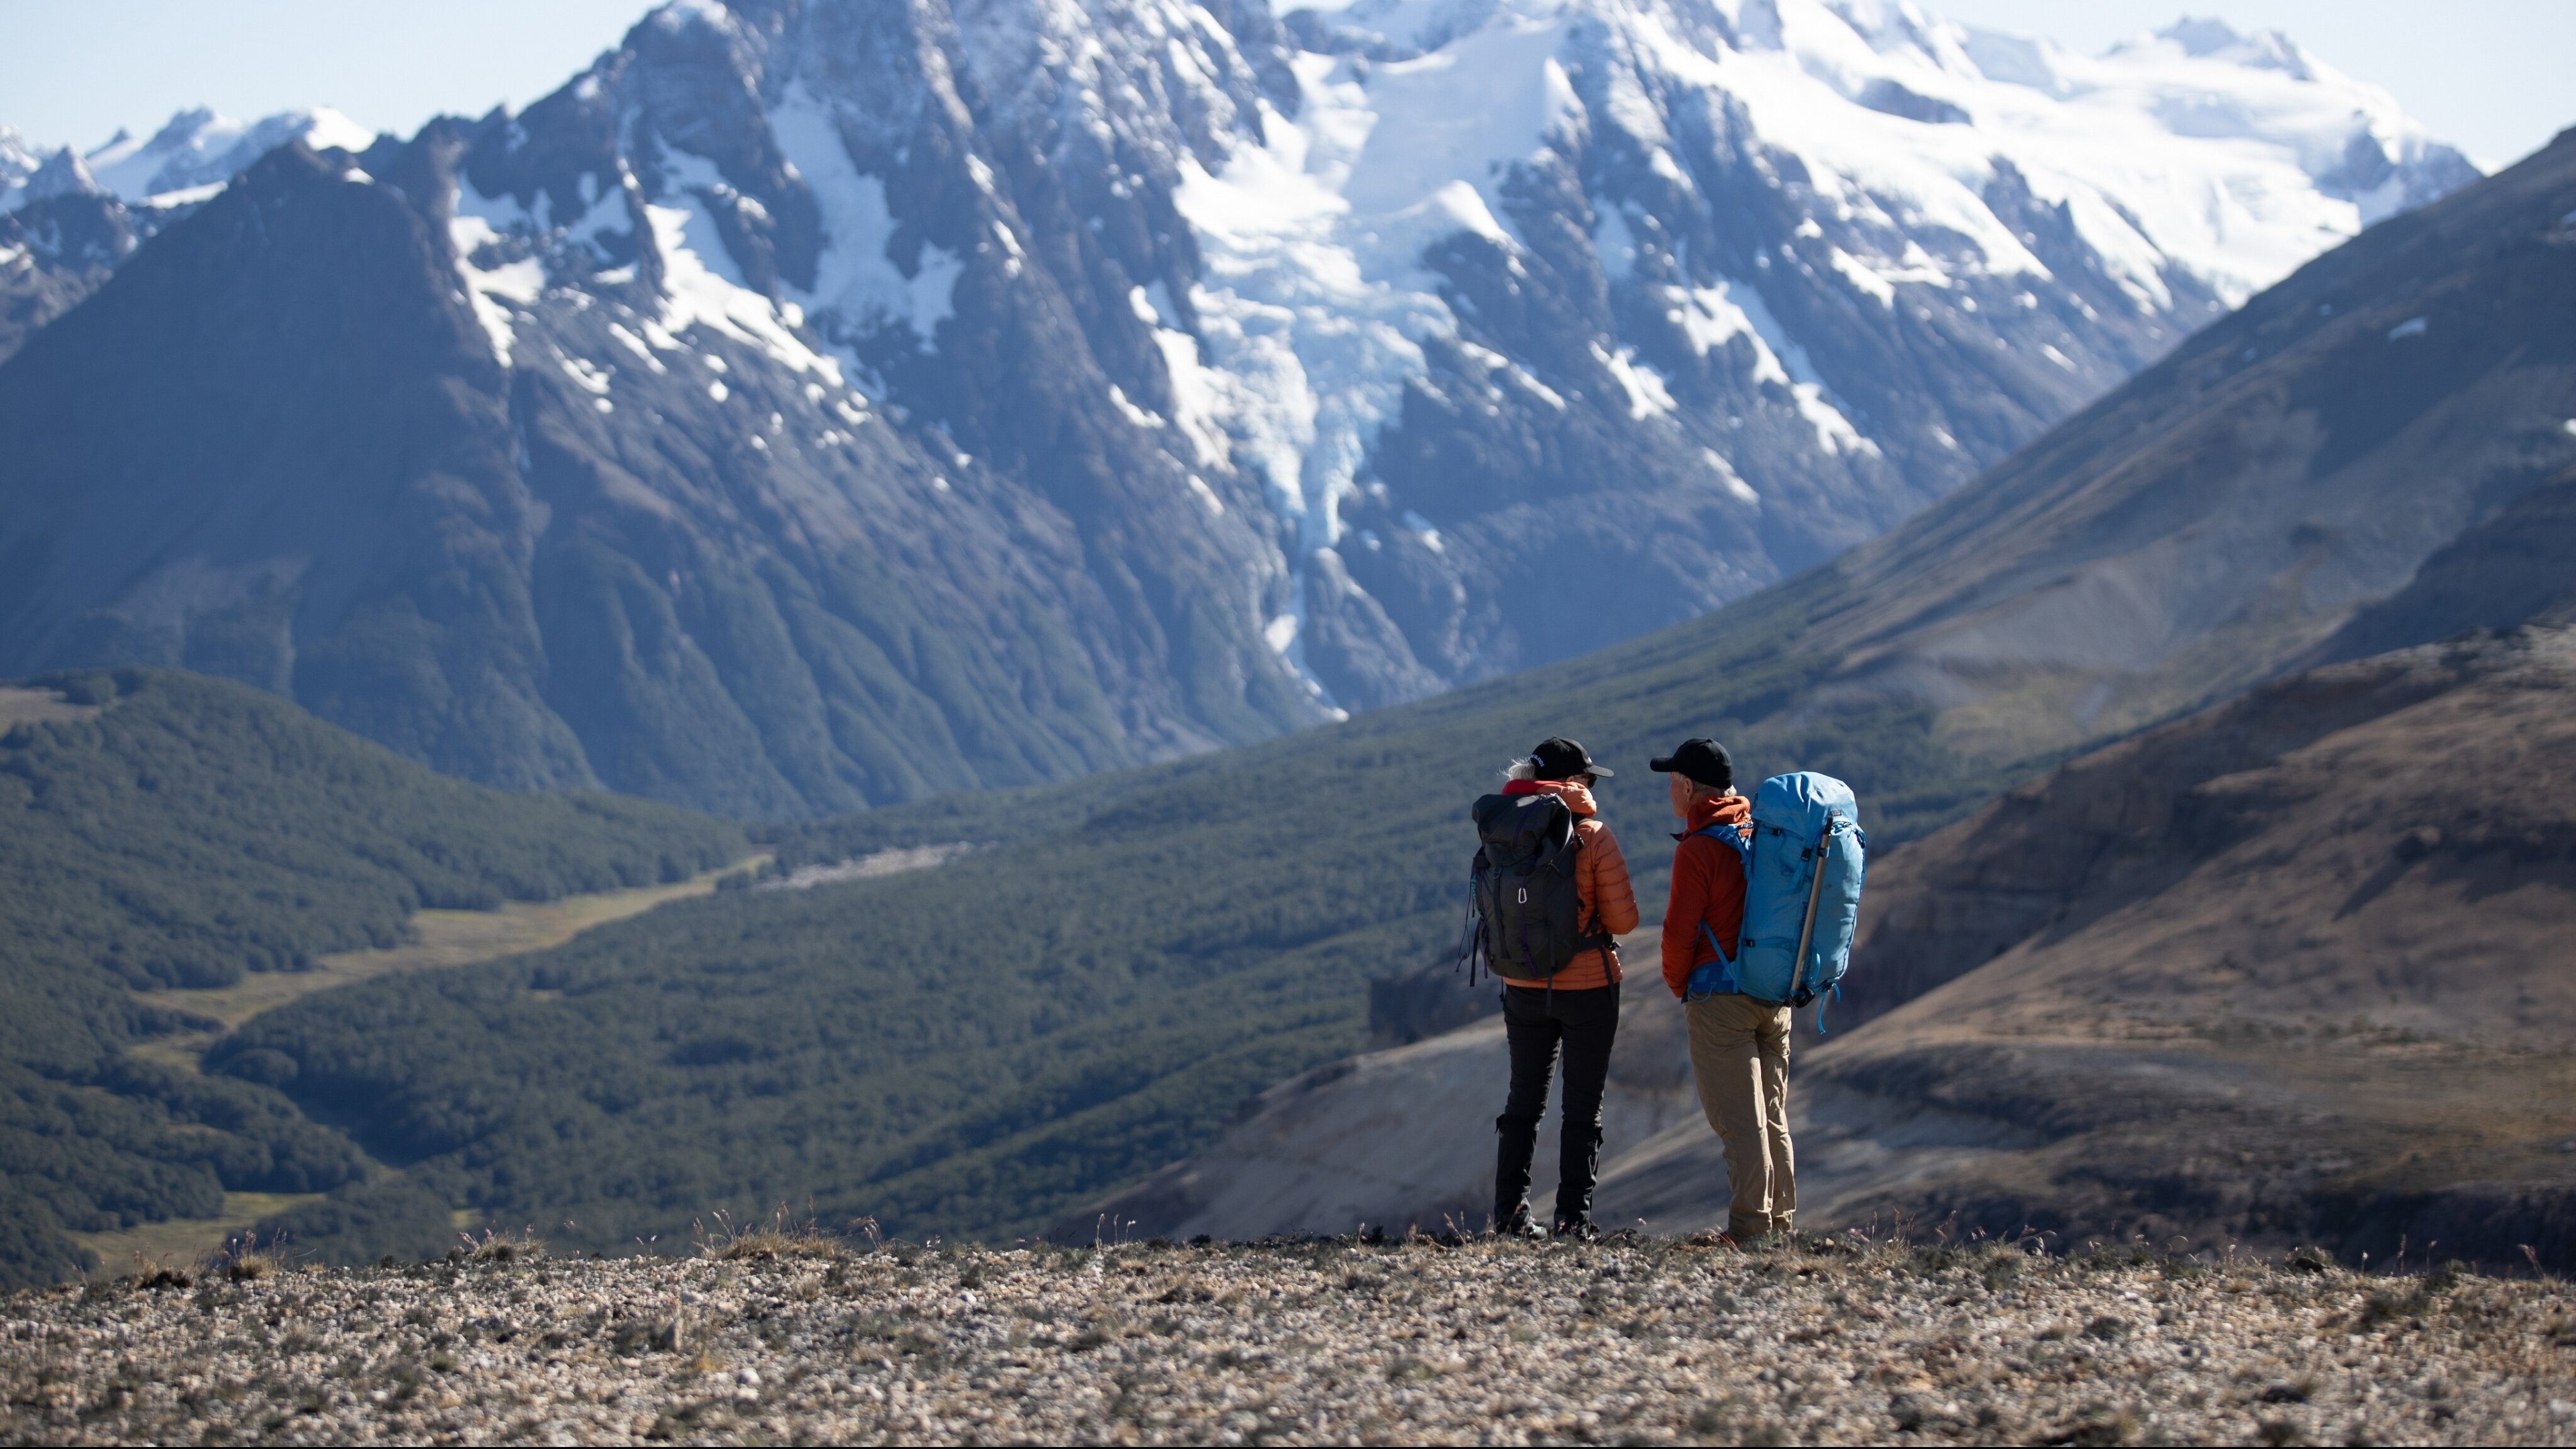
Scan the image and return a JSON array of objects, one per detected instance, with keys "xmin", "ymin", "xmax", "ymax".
[{"xmin": 5, "ymin": 1233, "xmax": 2572, "ymax": 1446}]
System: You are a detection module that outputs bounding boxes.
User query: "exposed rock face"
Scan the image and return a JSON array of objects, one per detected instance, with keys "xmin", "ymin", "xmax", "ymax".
[
  {"xmin": 0, "ymin": 2, "xmax": 2477, "ymax": 812},
  {"xmin": 1839, "ymin": 623, "xmax": 2576, "ymax": 1068},
  {"xmin": 0, "ymin": 152, "xmax": 135, "ymax": 364},
  {"xmin": 2318, "ymin": 462, "xmax": 2576, "ymax": 663}
]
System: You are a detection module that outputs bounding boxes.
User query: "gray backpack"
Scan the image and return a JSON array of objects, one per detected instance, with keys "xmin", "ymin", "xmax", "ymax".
[{"xmin": 1456, "ymin": 792, "xmax": 1610, "ymax": 983}]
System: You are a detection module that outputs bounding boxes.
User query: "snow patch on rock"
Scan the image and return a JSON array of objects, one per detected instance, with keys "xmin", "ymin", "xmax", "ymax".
[
  {"xmin": 449, "ymin": 195, "xmax": 544, "ymax": 364},
  {"xmin": 642, "ymin": 146, "xmax": 849, "ymax": 387},
  {"xmin": 1596, "ymin": 342, "xmax": 1675, "ymax": 419},
  {"xmin": 771, "ymin": 87, "xmax": 964, "ymax": 354}
]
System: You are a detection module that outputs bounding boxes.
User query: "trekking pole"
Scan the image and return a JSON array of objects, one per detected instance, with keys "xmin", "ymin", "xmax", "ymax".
[{"xmin": 1783, "ymin": 815, "xmax": 1835, "ymax": 1004}]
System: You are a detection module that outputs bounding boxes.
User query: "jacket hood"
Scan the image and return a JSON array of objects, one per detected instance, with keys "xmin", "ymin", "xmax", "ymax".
[
  {"xmin": 1501, "ymin": 776, "xmax": 1597, "ymax": 817},
  {"xmin": 1677, "ymin": 792, "xmax": 1750, "ymax": 837}
]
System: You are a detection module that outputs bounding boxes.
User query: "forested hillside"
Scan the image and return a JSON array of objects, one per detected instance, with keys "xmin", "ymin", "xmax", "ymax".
[
  {"xmin": 0, "ymin": 669, "xmax": 745, "ymax": 1288},
  {"xmin": 229, "ymin": 583, "xmax": 1951, "ymax": 1262}
]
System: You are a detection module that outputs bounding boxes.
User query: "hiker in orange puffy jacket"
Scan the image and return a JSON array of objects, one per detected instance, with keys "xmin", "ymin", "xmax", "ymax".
[
  {"xmin": 1652, "ymin": 735, "xmax": 1794, "ymax": 1244},
  {"xmin": 1493, "ymin": 737, "xmax": 1640, "ymax": 1242}
]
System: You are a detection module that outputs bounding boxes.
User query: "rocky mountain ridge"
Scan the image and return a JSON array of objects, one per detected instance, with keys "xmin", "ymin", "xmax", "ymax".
[{"xmin": 0, "ymin": 0, "xmax": 2479, "ymax": 813}]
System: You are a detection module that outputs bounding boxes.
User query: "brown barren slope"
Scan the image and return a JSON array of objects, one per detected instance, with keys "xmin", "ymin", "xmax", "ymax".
[{"xmin": 1610, "ymin": 626, "xmax": 2576, "ymax": 1264}]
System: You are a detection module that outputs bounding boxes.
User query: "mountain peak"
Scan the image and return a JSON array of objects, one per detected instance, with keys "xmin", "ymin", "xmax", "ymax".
[
  {"xmin": 2150, "ymin": 15, "xmax": 2312, "ymax": 76},
  {"xmin": 23, "ymin": 147, "xmax": 103, "ymax": 204},
  {"xmin": 80, "ymin": 105, "xmax": 378, "ymax": 207},
  {"xmin": 0, "ymin": 127, "xmax": 40, "ymax": 195},
  {"xmin": 142, "ymin": 105, "xmax": 224, "ymax": 152}
]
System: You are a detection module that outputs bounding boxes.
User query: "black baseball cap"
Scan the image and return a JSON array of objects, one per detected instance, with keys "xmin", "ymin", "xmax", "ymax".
[
  {"xmin": 1528, "ymin": 736, "xmax": 1611, "ymax": 780},
  {"xmin": 1650, "ymin": 737, "xmax": 1733, "ymax": 790}
]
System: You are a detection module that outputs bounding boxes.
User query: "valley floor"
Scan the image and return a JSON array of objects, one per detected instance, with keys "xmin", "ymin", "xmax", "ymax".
[
  {"xmin": 5, "ymin": 1234, "xmax": 2571, "ymax": 1445},
  {"xmin": 73, "ymin": 853, "xmax": 775, "ymax": 1276},
  {"xmin": 124, "ymin": 850, "xmax": 776, "ymax": 1072}
]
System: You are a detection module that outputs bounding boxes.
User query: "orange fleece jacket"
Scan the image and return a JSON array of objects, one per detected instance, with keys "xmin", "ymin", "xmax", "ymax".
[
  {"xmin": 1495, "ymin": 778, "xmax": 1639, "ymax": 991},
  {"xmin": 1660, "ymin": 793, "xmax": 1752, "ymax": 998}
]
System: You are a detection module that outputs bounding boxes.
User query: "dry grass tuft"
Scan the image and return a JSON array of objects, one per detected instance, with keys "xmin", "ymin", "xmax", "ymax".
[
  {"xmin": 696, "ymin": 1207, "xmax": 847, "ymax": 1262},
  {"xmin": 455, "ymin": 1227, "xmax": 547, "ymax": 1264},
  {"xmin": 210, "ymin": 1233, "xmax": 286, "ymax": 1282}
]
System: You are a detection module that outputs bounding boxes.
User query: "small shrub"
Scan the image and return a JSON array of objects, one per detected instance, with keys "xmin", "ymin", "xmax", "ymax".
[
  {"xmin": 1686, "ymin": 1399, "xmax": 1740, "ymax": 1435},
  {"xmin": 2358, "ymin": 1288, "xmax": 2430, "ymax": 1329},
  {"xmin": 612, "ymin": 1313, "xmax": 691, "ymax": 1355},
  {"xmin": 2053, "ymin": 1401, "xmax": 2139, "ymax": 1446},
  {"xmin": 2260, "ymin": 1377, "xmax": 2315, "ymax": 1404}
]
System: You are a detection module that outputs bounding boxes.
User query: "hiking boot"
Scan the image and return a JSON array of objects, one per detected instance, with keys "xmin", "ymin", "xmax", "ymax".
[
  {"xmin": 1552, "ymin": 1215, "xmax": 1601, "ymax": 1243},
  {"xmin": 1497, "ymin": 1209, "xmax": 1547, "ymax": 1241}
]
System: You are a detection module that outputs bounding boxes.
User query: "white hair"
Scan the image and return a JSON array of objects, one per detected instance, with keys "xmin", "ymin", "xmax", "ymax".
[{"xmin": 1503, "ymin": 757, "xmax": 1540, "ymax": 782}]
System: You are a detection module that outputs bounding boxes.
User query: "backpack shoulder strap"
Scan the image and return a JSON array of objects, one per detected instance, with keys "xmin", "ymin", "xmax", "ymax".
[
  {"xmin": 1693, "ymin": 818, "xmax": 1751, "ymax": 862},
  {"xmin": 1688, "ymin": 820, "xmax": 1750, "ymax": 971}
]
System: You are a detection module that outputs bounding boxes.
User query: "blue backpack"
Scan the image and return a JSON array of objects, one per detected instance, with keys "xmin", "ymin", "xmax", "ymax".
[{"xmin": 1685, "ymin": 772, "xmax": 1866, "ymax": 1028}]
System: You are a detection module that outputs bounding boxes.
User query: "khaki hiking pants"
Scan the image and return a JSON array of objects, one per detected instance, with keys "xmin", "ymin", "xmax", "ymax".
[{"xmin": 1686, "ymin": 993, "xmax": 1795, "ymax": 1242}]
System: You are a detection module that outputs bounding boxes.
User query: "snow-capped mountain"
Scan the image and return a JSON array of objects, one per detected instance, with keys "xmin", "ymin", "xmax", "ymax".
[
  {"xmin": 0, "ymin": 106, "xmax": 378, "ymax": 213},
  {"xmin": 0, "ymin": 0, "xmax": 2480, "ymax": 815},
  {"xmin": 0, "ymin": 108, "xmax": 382, "ymax": 362},
  {"xmin": 0, "ymin": 128, "xmax": 41, "ymax": 195}
]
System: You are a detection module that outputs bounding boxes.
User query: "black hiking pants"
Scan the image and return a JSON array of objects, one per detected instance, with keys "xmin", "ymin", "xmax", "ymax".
[{"xmin": 1494, "ymin": 981, "xmax": 1619, "ymax": 1228}]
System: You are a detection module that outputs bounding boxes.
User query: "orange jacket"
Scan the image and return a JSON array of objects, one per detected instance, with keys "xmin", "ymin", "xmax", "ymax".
[
  {"xmin": 1496, "ymin": 778, "xmax": 1639, "ymax": 991},
  {"xmin": 1660, "ymin": 793, "xmax": 1752, "ymax": 998}
]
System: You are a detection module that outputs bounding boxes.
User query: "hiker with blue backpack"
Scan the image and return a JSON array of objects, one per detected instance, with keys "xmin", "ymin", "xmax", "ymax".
[
  {"xmin": 1459, "ymin": 737, "xmax": 1640, "ymax": 1242},
  {"xmin": 1652, "ymin": 738, "xmax": 1865, "ymax": 1246}
]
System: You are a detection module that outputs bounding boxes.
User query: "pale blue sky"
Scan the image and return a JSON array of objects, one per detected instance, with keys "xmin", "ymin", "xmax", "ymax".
[{"xmin": 1, "ymin": 0, "xmax": 2567, "ymax": 171}]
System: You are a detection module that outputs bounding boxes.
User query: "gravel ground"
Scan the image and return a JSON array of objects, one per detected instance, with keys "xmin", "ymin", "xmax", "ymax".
[{"xmin": 5, "ymin": 1233, "xmax": 2572, "ymax": 1445}]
